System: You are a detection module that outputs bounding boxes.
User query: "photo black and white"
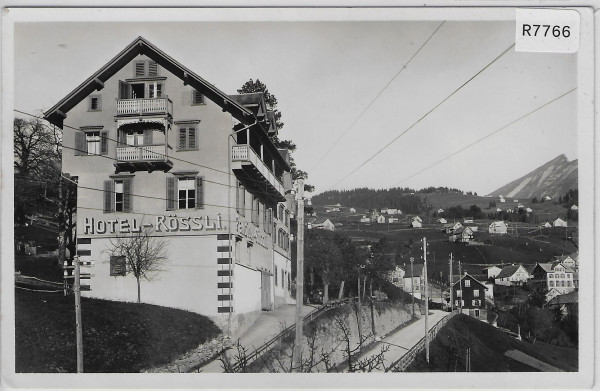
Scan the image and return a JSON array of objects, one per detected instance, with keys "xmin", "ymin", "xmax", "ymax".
[{"xmin": 1, "ymin": 4, "xmax": 595, "ymax": 390}]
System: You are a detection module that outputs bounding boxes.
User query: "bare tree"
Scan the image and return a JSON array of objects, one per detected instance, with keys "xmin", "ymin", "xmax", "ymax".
[{"xmin": 106, "ymin": 228, "xmax": 168, "ymax": 303}]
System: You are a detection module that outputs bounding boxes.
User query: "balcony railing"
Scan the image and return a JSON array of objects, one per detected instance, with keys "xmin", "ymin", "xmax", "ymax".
[
  {"xmin": 117, "ymin": 144, "xmax": 168, "ymax": 162},
  {"xmin": 116, "ymin": 97, "xmax": 173, "ymax": 116},
  {"xmin": 232, "ymin": 144, "xmax": 285, "ymax": 198}
]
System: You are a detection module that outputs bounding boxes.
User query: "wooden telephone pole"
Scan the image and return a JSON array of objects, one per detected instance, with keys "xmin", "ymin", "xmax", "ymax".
[
  {"xmin": 424, "ymin": 237, "xmax": 429, "ymax": 364},
  {"xmin": 74, "ymin": 255, "xmax": 83, "ymax": 373},
  {"xmin": 449, "ymin": 253, "xmax": 453, "ymax": 313},
  {"xmin": 292, "ymin": 179, "xmax": 304, "ymax": 372}
]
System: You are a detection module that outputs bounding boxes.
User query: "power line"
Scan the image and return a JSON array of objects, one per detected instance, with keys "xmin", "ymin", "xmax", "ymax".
[
  {"xmin": 325, "ymin": 42, "xmax": 516, "ymax": 191},
  {"xmin": 15, "ymin": 175, "xmax": 288, "ymax": 215},
  {"xmin": 316, "ymin": 86, "xmax": 575, "ymax": 211},
  {"xmin": 14, "ymin": 109, "xmax": 287, "ymax": 200},
  {"xmin": 390, "ymin": 87, "xmax": 576, "ymax": 188},
  {"xmin": 307, "ymin": 21, "xmax": 446, "ymax": 174}
]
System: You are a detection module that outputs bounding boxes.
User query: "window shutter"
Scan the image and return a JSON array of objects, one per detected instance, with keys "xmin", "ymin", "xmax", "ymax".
[
  {"xmin": 188, "ymin": 127, "xmax": 196, "ymax": 149},
  {"xmin": 135, "ymin": 61, "xmax": 146, "ymax": 77},
  {"xmin": 148, "ymin": 61, "xmax": 158, "ymax": 77},
  {"xmin": 143, "ymin": 129, "xmax": 153, "ymax": 145},
  {"xmin": 123, "ymin": 178, "xmax": 132, "ymax": 212},
  {"xmin": 178, "ymin": 128, "xmax": 187, "ymax": 150},
  {"xmin": 103, "ymin": 180, "xmax": 114, "ymax": 213},
  {"xmin": 195, "ymin": 177, "xmax": 204, "ymax": 209},
  {"xmin": 100, "ymin": 131, "xmax": 108, "ymax": 154},
  {"xmin": 166, "ymin": 177, "xmax": 176, "ymax": 211},
  {"xmin": 74, "ymin": 132, "xmax": 85, "ymax": 156}
]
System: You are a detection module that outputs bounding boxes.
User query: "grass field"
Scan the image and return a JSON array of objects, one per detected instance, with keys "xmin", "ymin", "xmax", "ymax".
[
  {"xmin": 15, "ymin": 289, "xmax": 221, "ymax": 373},
  {"xmin": 406, "ymin": 314, "xmax": 578, "ymax": 372}
]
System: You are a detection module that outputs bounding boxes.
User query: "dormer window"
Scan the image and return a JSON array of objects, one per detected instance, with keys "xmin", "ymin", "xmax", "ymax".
[{"xmin": 135, "ymin": 60, "xmax": 159, "ymax": 77}]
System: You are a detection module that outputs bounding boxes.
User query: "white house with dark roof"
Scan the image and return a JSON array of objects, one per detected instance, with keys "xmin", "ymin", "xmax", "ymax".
[
  {"xmin": 553, "ymin": 218, "xmax": 567, "ymax": 227},
  {"xmin": 495, "ymin": 264, "xmax": 529, "ymax": 286},
  {"xmin": 488, "ymin": 221, "xmax": 508, "ymax": 234}
]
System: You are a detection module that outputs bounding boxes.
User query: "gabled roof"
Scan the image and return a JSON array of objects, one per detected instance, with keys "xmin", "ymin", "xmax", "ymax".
[
  {"xmin": 534, "ymin": 263, "xmax": 554, "ymax": 273},
  {"xmin": 45, "ymin": 37, "xmax": 256, "ymax": 128},
  {"xmin": 452, "ymin": 273, "xmax": 488, "ymax": 289},
  {"xmin": 453, "ymin": 226, "xmax": 473, "ymax": 235},
  {"xmin": 547, "ymin": 291, "xmax": 578, "ymax": 306},
  {"xmin": 313, "ymin": 218, "xmax": 333, "ymax": 225},
  {"xmin": 495, "ymin": 264, "xmax": 525, "ymax": 279},
  {"xmin": 44, "ymin": 36, "xmax": 291, "ymax": 171}
]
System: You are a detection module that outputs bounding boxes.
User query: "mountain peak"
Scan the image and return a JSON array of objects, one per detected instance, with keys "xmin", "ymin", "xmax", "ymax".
[{"xmin": 489, "ymin": 155, "xmax": 577, "ymax": 199}]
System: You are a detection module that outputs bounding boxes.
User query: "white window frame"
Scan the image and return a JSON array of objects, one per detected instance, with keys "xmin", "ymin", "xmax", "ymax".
[
  {"xmin": 464, "ymin": 279, "xmax": 471, "ymax": 287},
  {"xmin": 177, "ymin": 177, "xmax": 196, "ymax": 209}
]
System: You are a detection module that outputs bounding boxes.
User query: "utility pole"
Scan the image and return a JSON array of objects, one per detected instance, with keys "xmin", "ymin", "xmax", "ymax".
[
  {"xmin": 424, "ymin": 237, "xmax": 429, "ymax": 364},
  {"xmin": 458, "ymin": 260, "xmax": 462, "ymax": 313},
  {"xmin": 410, "ymin": 256, "xmax": 415, "ymax": 319},
  {"xmin": 292, "ymin": 179, "xmax": 304, "ymax": 372},
  {"xmin": 449, "ymin": 253, "xmax": 453, "ymax": 313},
  {"xmin": 74, "ymin": 255, "xmax": 83, "ymax": 373}
]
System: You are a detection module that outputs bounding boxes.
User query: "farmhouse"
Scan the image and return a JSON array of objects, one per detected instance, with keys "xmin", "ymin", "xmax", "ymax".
[
  {"xmin": 360, "ymin": 216, "xmax": 371, "ymax": 223},
  {"xmin": 43, "ymin": 37, "xmax": 294, "ymax": 336},
  {"xmin": 449, "ymin": 226, "xmax": 474, "ymax": 243},
  {"xmin": 377, "ymin": 215, "xmax": 386, "ymax": 224},
  {"xmin": 483, "ymin": 265, "xmax": 502, "ymax": 279},
  {"xmin": 411, "ymin": 220, "xmax": 422, "ymax": 228},
  {"xmin": 452, "ymin": 273, "xmax": 488, "ymax": 322},
  {"xmin": 311, "ymin": 218, "xmax": 335, "ymax": 231},
  {"xmin": 494, "ymin": 264, "xmax": 529, "ymax": 286},
  {"xmin": 437, "ymin": 217, "xmax": 447, "ymax": 224},
  {"xmin": 530, "ymin": 262, "xmax": 576, "ymax": 296},
  {"xmin": 553, "ymin": 218, "xmax": 568, "ymax": 227},
  {"xmin": 488, "ymin": 221, "xmax": 508, "ymax": 234},
  {"xmin": 388, "ymin": 217, "xmax": 399, "ymax": 223},
  {"xmin": 442, "ymin": 221, "xmax": 463, "ymax": 234},
  {"xmin": 540, "ymin": 221, "xmax": 552, "ymax": 228},
  {"xmin": 401, "ymin": 263, "xmax": 424, "ymax": 299}
]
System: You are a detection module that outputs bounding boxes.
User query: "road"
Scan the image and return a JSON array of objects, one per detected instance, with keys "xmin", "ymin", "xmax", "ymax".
[
  {"xmin": 198, "ymin": 304, "xmax": 315, "ymax": 373},
  {"xmin": 355, "ymin": 309, "xmax": 448, "ymax": 370}
]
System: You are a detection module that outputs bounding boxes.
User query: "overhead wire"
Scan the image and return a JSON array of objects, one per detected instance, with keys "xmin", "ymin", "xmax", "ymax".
[
  {"xmin": 317, "ymin": 86, "xmax": 577, "ymax": 210},
  {"xmin": 13, "ymin": 109, "xmax": 289, "ymax": 200},
  {"xmin": 325, "ymin": 42, "xmax": 516, "ymax": 191},
  {"xmin": 307, "ymin": 21, "xmax": 446, "ymax": 174}
]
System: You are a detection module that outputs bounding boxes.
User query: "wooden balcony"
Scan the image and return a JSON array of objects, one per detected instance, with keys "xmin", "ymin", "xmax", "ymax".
[
  {"xmin": 115, "ymin": 97, "xmax": 173, "ymax": 117},
  {"xmin": 232, "ymin": 144, "xmax": 286, "ymax": 201},
  {"xmin": 114, "ymin": 144, "xmax": 173, "ymax": 173}
]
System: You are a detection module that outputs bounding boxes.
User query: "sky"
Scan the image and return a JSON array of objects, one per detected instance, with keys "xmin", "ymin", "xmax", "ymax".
[{"xmin": 13, "ymin": 14, "xmax": 579, "ymax": 196}]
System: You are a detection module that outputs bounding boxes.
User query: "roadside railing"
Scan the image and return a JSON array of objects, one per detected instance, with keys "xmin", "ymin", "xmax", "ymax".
[
  {"xmin": 386, "ymin": 311, "xmax": 457, "ymax": 372},
  {"xmin": 222, "ymin": 299, "xmax": 351, "ymax": 373}
]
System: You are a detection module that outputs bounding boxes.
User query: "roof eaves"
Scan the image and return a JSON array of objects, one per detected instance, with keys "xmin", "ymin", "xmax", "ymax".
[{"xmin": 44, "ymin": 36, "xmax": 254, "ymax": 128}]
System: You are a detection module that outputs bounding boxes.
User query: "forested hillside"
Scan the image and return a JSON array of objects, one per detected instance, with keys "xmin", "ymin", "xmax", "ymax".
[{"xmin": 312, "ymin": 187, "xmax": 425, "ymax": 213}]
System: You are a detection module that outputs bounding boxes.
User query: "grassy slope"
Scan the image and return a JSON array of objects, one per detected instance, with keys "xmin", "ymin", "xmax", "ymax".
[
  {"xmin": 15, "ymin": 289, "xmax": 220, "ymax": 373},
  {"xmin": 406, "ymin": 314, "xmax": 577, "ymax": 372}
]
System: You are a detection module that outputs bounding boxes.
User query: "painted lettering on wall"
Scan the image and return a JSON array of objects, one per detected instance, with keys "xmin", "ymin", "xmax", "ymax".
[
  {"xmin": 235, "ymin": 216, "xmax": 268, "ymax": 248},
  {"xmin": 83, "ymin": 214, "xmax": 226, "ymax": 235}
]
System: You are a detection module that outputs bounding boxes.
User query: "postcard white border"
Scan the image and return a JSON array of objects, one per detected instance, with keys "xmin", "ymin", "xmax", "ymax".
[{"xmin": 1, "ymin": 4, "xmax": 596, "ymax": 390}]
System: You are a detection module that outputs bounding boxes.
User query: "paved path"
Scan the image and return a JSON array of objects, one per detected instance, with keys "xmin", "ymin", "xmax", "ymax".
[
  {"xmin": 356, "ymin": 310, "xmax": 448, "ymax": 371},
  {"xmin": 199, "ymin": 304, "xmax": 315, "ymax": 373}
]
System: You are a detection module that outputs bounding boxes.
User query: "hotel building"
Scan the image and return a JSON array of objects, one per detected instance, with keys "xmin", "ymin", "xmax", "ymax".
[{"xmin": 44, "ymin": 37, "xmax": 294, "ymax": 336}]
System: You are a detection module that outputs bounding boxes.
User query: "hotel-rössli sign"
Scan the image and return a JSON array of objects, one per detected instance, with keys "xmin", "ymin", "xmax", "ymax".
[{"xmin": 82, "ymin": 215, "xmax": 269, "ymax": 247}]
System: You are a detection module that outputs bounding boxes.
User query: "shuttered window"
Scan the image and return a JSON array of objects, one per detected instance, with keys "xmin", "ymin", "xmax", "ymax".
[
  {"xmin": 166, "ymin": 175, "xmax": 204, "ymax": 210},
  {"xmin": 148, "ymin": 61, "xmax": 158, "ymax": 77},
  {"xmin": 192, "ymin": 90, "xmax": 205, "ymax": 105},
  {"xmin": 88, "ymin": 95, "xmax": 102, "ymax": 111},
  {"xmin": 134, "ymin": 60, "xmax": 159, "ymax": 77},
  {"xmin": 236, "ymin": 182, "xmax": 245, "ymax": 216},
  {"xmin": 166, "ymin": 177, "xmax": 176, "ymax": 211},
  {"xmin": 177, "ymin": 126, "xmax": 198, "ymax": 150},
  {"xmin": 103, "ymin": 178, "xmax": 132, "ymax": 213},
  {"xmin": 100, "ymin": 132, "xmax": 108, "ymax": 154}
]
